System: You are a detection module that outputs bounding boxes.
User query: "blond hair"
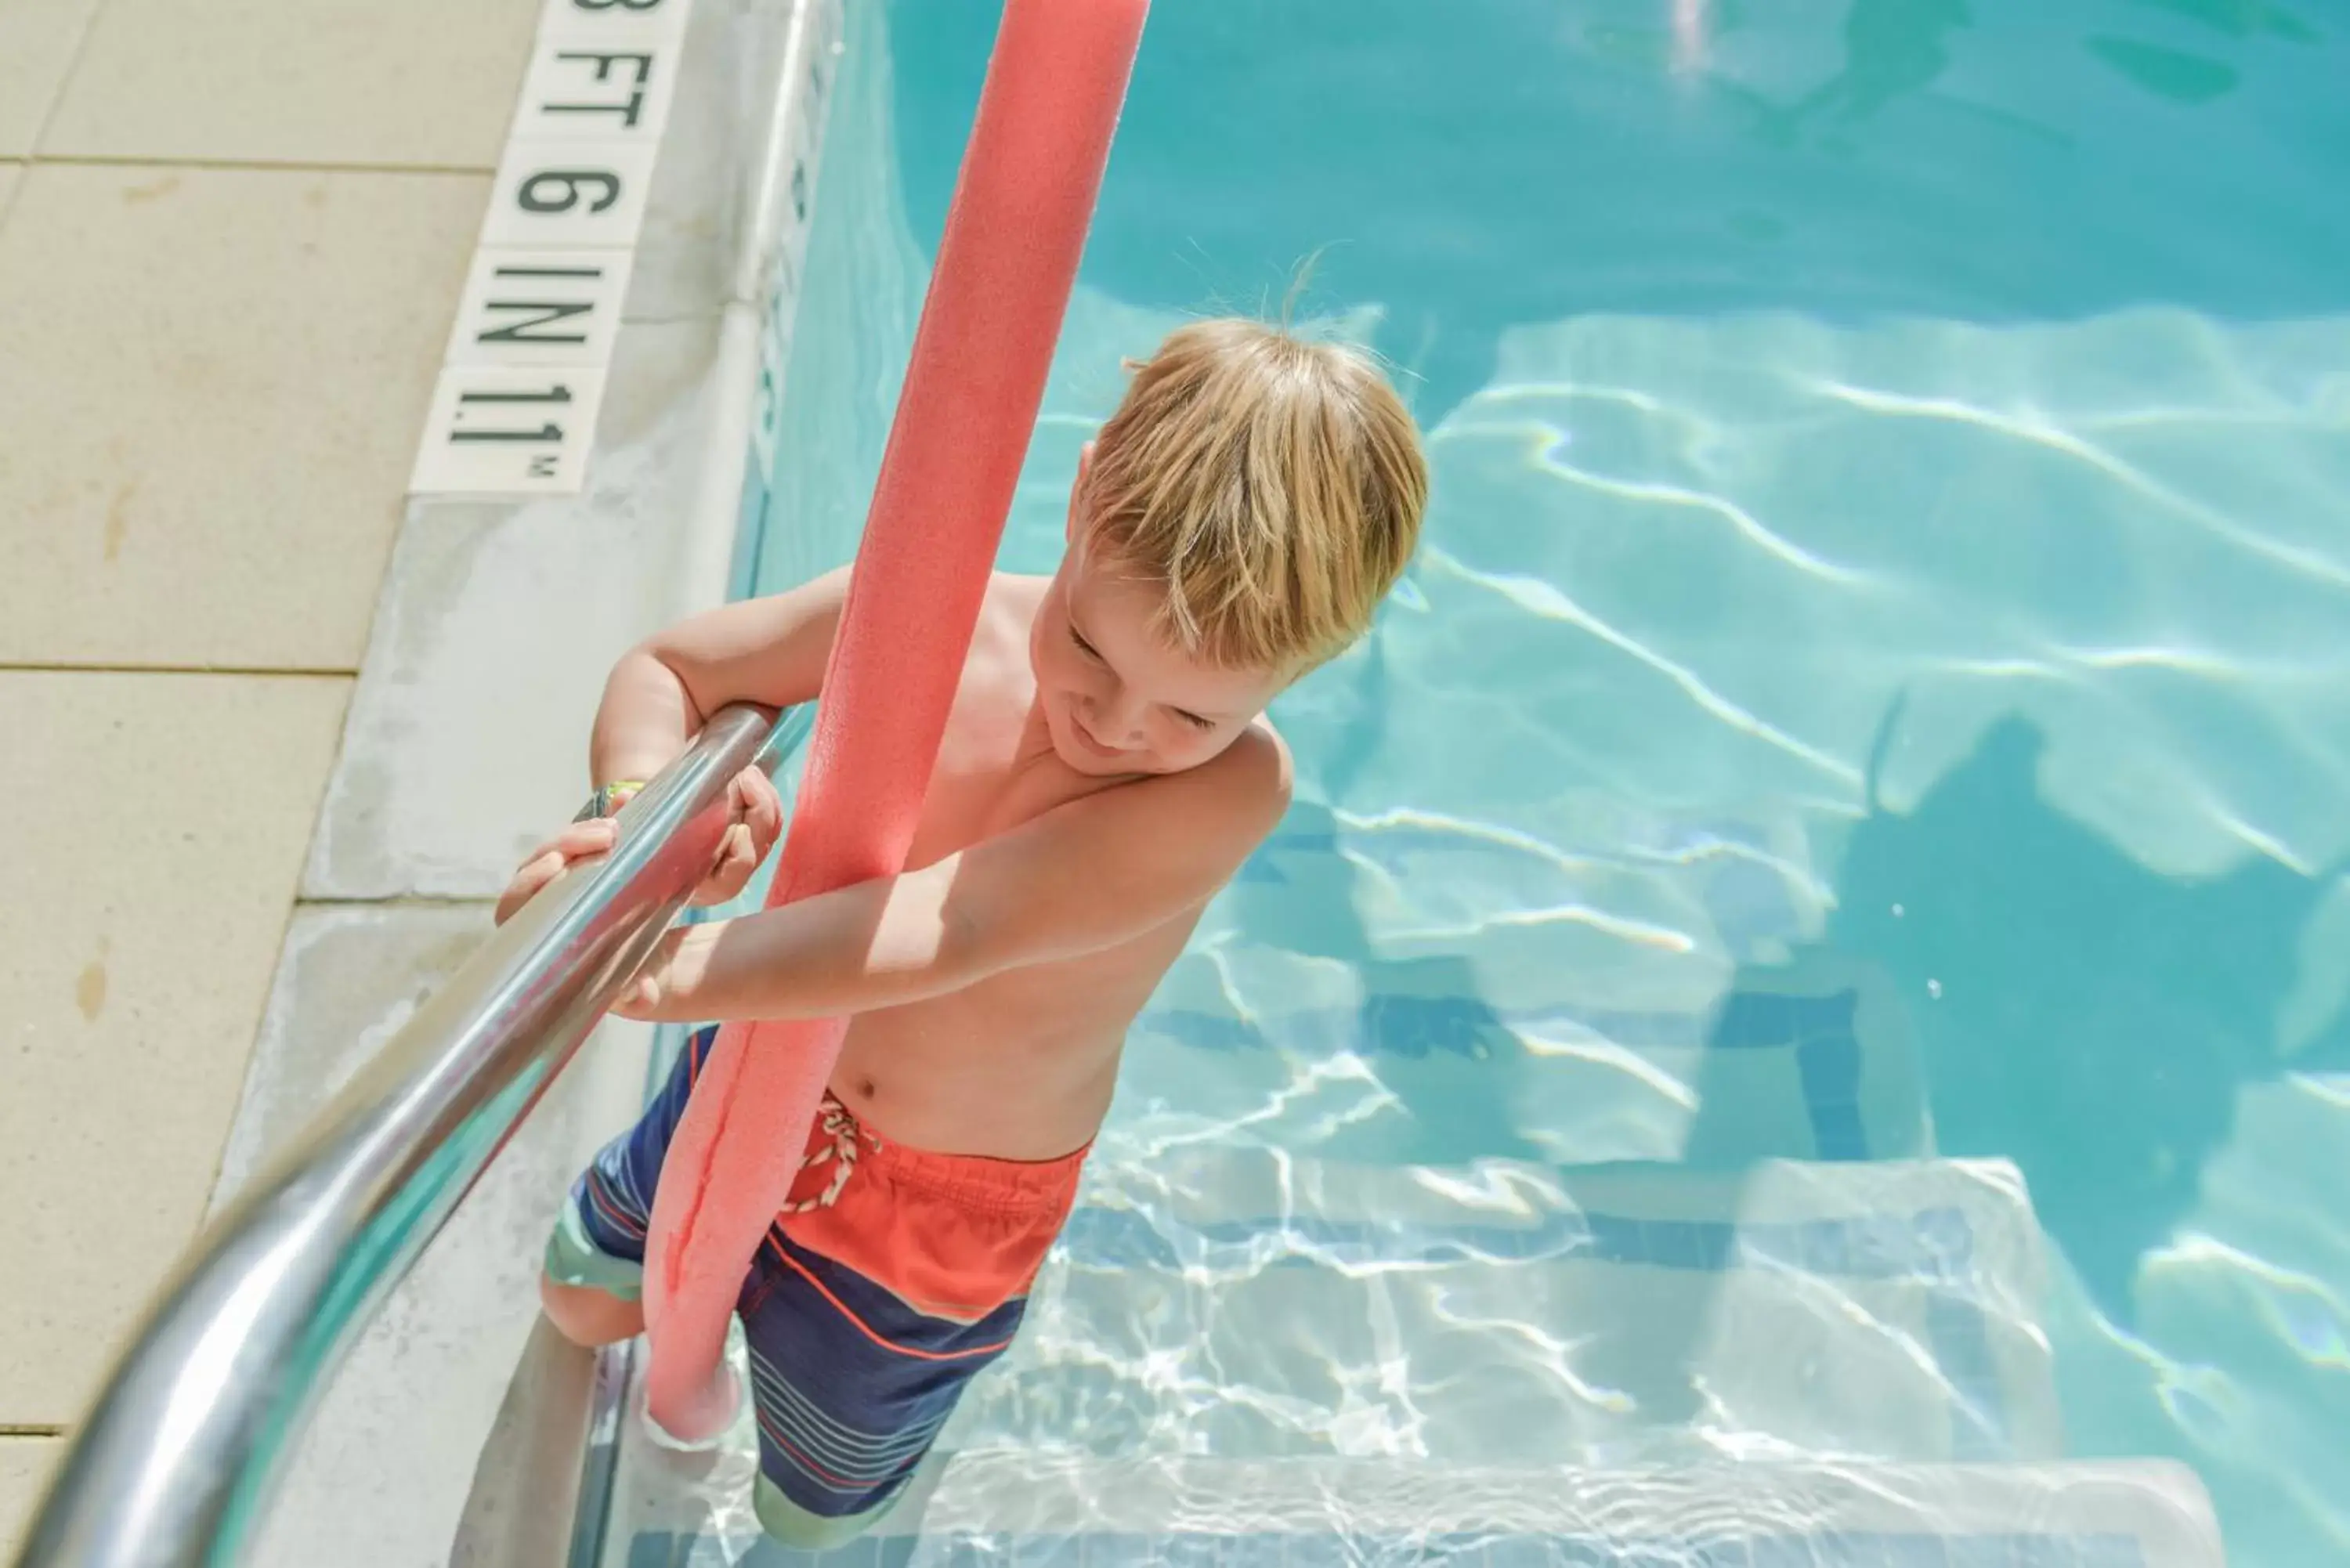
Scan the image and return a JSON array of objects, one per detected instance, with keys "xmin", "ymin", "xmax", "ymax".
[{"xmin": 1083, "ymin": 318, "xmax": 1427, "ymax": 671}]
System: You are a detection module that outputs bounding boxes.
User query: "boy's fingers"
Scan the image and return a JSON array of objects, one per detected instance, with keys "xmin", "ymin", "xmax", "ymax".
[
  {"xmin": 692, "ymin": 824, "xmax": 754, "ymax": 905},
  {"xmin": 520, "ymin": 819, "xmax": 612, "ymax": 866},
  {"xmin": 494, "ymin": 855, "xmax": 558, "ymax": 923},
  {"xmin": 743, "ymin": 769, "xmax": 785, "ymax": 837},
  {"xmin": 726, "ymin": 768, "xmax": 783, "ymax": 847},
  {"xmin": 497, "ymin": 811, "xmax": 625, "ymax": 923},
  {"xmin": 691, "ymin": 776, "xmax": 779, "ymax": 909},
  {"xmin": 561, "ymin": 819, "xmax": 619, "ymax": 856}
]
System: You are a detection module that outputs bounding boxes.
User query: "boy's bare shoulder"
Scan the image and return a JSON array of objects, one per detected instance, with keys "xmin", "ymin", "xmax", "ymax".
[
  {"xmin": 983, "ymin": 569, "xmax": 1050, "ymax": 616},
  {"xmin": 1141, "ymin": 718, "xmax": 1291, "ymax": 853},
  {"xmin": 1224, "ymin": 717, "xmax": 1292, "ymax": 793},
  {"xmin": 952, "ymin": 572, "xmax": 1036, "ymax": 653}
]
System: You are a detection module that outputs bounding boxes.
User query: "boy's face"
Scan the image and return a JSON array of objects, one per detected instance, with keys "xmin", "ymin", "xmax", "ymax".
[{"xmin": 1029, "ymin": 453, "xmax": 1288, "ymax": 778}]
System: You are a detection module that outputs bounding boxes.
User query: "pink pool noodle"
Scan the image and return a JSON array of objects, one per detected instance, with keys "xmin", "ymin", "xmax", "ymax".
[{"xmin": 638, "ymin": 0, "xmax": 1150, "ymax": 1439}]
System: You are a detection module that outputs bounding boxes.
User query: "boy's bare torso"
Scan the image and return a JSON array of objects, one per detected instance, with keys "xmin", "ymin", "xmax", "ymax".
[{"xmin": 826, "ymin": 574, "xmax": 1225, "ymax": 1162}]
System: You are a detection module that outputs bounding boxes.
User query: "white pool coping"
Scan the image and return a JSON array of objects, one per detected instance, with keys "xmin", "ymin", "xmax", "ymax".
[{"xmin": 219, "ymin": 3, "xmax": 843, "ymax": 1566}]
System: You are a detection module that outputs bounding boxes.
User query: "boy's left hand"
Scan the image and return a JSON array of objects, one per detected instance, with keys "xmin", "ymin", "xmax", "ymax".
[
  {"xmin": 493, "ymin": 764, "xmax": 785, "ymax": 926},
  {"xmin": 610, "ymin": 923, "xmax": 714, "ymax": 1022},
  {"xmin": 692, "ymin": 765, "xmax": 787, "ymax": 908}
]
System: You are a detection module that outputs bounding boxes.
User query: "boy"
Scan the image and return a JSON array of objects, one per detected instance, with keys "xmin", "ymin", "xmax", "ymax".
[{"xmin": 497, "ymin": 319, "xmax": 1427, "ymax": 1545}]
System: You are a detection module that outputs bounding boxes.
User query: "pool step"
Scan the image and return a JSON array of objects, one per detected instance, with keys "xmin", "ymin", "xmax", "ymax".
[
  {"xmin": 951, "ymin": 1151, "xmax": 2058, "ymax": 1465},
  {"xmin": 1125, "ymin": 948, "xmax": 1934, "ymax": 1170},
  {"xmin": 616, "ymin": 1453, "xmax": 2225, "ymax": 1566}
]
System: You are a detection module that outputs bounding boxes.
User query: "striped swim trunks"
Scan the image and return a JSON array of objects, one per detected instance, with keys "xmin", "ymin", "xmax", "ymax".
[{"xmin": 545, "ymin": 1027, "xmax": 1086, "ymax": 1548}]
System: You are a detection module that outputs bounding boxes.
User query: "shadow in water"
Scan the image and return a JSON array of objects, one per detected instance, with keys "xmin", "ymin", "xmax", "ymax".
[
  {"xmin": 1745, "ymin": 0, "xmax": 1974, "ymax": 146},
  {"xmin": 1817, "ymin": 702, "xmax": 2350, "ymax": 1324}
]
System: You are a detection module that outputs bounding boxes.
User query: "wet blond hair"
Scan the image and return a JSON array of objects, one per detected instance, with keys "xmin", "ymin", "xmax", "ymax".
[{"xmin": 1083, "ymin": 318, "xmax": 1427, "ymax": 672}]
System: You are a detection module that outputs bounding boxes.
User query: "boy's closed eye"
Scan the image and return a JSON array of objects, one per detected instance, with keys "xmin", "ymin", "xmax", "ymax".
[{"xmin": 1070, "ymin": 624, "xmax": 1217, "ymax": 732}]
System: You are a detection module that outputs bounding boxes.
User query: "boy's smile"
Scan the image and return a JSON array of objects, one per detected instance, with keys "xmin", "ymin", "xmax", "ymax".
[{"xmin": 1030, "ymin": 538, "xmax": 1288, "ymax": 779}]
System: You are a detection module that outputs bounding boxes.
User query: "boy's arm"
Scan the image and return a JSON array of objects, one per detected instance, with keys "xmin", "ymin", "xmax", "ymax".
[
  {"xmin": 591, "ymin": 565, "xmax": 851, "ymax": 784},
  {"xmin": 616, "ymin": 727, "xmax": 1292, "ymax": 1022},
  {"xmin": 495, "ymin": 568, "xmax": 851, "ymax": 926}
]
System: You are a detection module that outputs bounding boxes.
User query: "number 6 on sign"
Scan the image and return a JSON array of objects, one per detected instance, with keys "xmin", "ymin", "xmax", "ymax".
[{"xmin": 484, "ymin": 140, "xmax": 657, "ymax": 249}]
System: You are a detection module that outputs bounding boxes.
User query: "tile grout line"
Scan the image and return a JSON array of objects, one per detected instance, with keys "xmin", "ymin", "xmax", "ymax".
[
  {"xmin": 298, "ymin": 895, "xmax": 498, "ymax": 911},
  {"xmin": 0, "ymin": 158, "xmax": 25, "ymax": 232},
  {"xmin": 32, "ymin": 152, "xmax": 497, "ymax": 179},
  {"xmin": 0, "ymin": 662, "xmax": 356, "ymax": 680},
  {"xmin": 29, "ymin": 0, "xmax": 494, "ymax": 186},
  {"xmin": 20, "ymin": 0, "xmax": 107, "ymax": 164},
  {"xmin": 190, "ymin": 727, "xmax": 387, "ymax": 1234},
  {"xmin": 0, "ymin": 1425, "xmax": 67, "ymax": 1439}
]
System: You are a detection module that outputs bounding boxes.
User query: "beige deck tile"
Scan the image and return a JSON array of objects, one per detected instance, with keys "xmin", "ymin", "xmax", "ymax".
[
  {"xmin": 41, "ymin": 0, "xmax": 538, "ymax": 168},
  {"xmin": 0, "ymin": 0, "xmax": 97, "ymax": 157},
  {"xmin": 212, "ymin": 903, "xmax": 494, "ymax": 1209},
  {"xmin": 0, "ymin": 164, "xmax": 486, "ymax": 670},
  {"xmin": 0, "ymin": 670, "xmax": 349, "ymax": 1425},
  {"xmin": 1, "ymin": 1438, "xmax": 62, "ymax": 1560}
]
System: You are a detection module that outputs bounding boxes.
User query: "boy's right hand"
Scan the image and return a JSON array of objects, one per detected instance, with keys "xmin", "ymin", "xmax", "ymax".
[
  {"xmin": 493, "ymin": 764, "xmax": 785, "ymax": 926},
  {"xmin": 496, "ymin": 817, "xmax": 619, "ymax": 926}
]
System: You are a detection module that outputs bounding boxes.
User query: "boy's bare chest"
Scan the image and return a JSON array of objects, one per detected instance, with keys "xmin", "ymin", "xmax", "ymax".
[{"xmin": 901, "ymin": 677, "xmax": 1112, "ymax": 869}]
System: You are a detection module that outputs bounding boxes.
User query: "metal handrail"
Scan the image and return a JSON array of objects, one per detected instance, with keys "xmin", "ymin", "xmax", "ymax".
[{"xmin": 14, "ymin": 703, "xmax": 805, "ymax": 1568}]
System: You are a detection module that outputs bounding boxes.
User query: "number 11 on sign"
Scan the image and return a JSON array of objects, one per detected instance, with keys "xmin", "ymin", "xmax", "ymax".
[{"xmin": 411, "ymin": 367, "xmax": 609, "ymax": 495}]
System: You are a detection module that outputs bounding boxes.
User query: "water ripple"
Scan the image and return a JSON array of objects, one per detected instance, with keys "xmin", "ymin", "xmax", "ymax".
[
  {"xmin": 1807, "ymin": 377, "xmax": 2350, "ymax": 591},
  {"xmin": 1445, "ymin": 412, "xmax": 1868, "ymax": 584},
  {"xmin": 1428, "ymin": 545, "xmax": 1862, "ymax": 789}
]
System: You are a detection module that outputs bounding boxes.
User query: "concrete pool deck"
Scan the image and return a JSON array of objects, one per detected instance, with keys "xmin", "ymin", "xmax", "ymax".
[
  {"xmin": 2, "ymin": 0, "xmax": 540, "ymax": 1539},
  {"xmin": 0, "ymin": 0, "xmax": 827, "ymax": 1557}
]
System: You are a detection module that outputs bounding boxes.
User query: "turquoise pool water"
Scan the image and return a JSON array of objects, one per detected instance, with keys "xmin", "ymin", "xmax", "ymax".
[{"xmin": 729, "ymin": 2, "xmax": 2350, "ymax": 1563}]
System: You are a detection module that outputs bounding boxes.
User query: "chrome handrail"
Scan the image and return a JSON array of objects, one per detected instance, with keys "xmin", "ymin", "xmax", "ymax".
[{"xmin": 14, "ymin": 702, "xmax": 805, "ymax": 1568}]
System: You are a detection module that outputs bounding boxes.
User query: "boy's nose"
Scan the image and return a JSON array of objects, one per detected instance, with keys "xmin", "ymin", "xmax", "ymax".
[{"xmin": 1091, "ymin": 691, "xmax": 1148, "ymax": 743}]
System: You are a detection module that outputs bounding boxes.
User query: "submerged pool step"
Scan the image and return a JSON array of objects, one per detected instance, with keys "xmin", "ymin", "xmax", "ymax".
[
  {"xmin": 616, "ymin": 1454, "xmax": 2224, "ymax": 1566},
  {"xmin": 950, "ymin": 1151, "xmax": 2059, "ymax": 1466},
  {"xmin": 1124, "ymin": 949, "xmax": 1934, "ymax": 1171}
]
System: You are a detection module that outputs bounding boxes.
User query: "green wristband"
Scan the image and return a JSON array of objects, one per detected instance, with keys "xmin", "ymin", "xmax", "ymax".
[{"xmin": 573, "ymin": 779, "xmax": 646, "ymax": 822}]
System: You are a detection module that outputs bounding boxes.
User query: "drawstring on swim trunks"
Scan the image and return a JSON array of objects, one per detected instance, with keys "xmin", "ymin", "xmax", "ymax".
[{"xmin": 781, "ymin": 1096, "xmax": 881, "ymax": 1214}]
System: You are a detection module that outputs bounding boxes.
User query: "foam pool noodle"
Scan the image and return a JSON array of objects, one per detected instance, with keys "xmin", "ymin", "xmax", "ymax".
[{"xmin": 638, "ymin": 0, "xmax": 1151, "ymax": 1442}]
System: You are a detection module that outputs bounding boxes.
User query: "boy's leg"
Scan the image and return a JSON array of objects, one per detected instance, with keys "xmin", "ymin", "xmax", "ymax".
[
  {"xmin": 540, "ymin": 1025, "xmax": 715, "ymax": 1346},
  {"xmin": 540, "ymin": 1275, "xmax": 644, "ymax": 1347},
  {"xmin": 735, "ymin": 1230, "xmax": 1028, "ymax": 1550},
  {"xmin": 544, "ymin": 1023, "xmax": 746, "ymax": 1441},
  {"xmin": 732, "ymin": 1118, "xmax": 1085, "ymax": 1548}
]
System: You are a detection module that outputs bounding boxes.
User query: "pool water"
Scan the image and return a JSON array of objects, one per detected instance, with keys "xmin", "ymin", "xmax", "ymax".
[{"xmin": 721, "ymin": 1, "xmax": 2350, "ymax": 1563}]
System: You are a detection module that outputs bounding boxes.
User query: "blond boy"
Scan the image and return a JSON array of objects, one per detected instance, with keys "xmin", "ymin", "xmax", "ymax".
[{"xmin": 498, "ymin": 320, "xmax": 1426, "ymax": 1545}]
